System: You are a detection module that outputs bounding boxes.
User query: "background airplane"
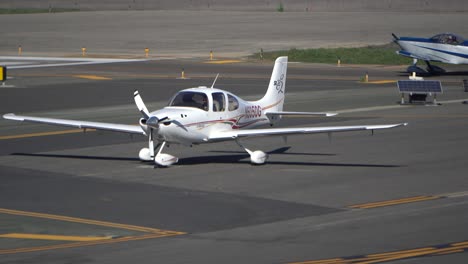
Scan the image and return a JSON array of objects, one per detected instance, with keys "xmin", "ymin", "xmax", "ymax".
[
  {"xmin": 393, "ymin": 33, "xmax": 468, "ymax": 74},
  {"xmin": 3, "ymin": 56, "xmax": 406, "ymax": 166}
]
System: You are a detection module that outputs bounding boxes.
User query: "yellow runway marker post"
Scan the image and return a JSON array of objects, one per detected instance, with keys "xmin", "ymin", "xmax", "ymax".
[{"xmin": 0, "ymin": 66, "xmax": 6, "ymax": 84}]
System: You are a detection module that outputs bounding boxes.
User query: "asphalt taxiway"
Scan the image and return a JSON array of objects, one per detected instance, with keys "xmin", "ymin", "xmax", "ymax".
[{"xmin": 1, "ymin": 59, "xmax": 468, "ymax": 263}]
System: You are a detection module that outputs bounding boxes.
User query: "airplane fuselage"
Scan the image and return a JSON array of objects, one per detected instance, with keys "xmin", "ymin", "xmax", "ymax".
[
  {"xmin": 147, "ymin": 87, "xmax": 271, "ymax": 146},
  {"xmin": 397, "ymin": 38, "xmax": 468, "ymax": 64}
]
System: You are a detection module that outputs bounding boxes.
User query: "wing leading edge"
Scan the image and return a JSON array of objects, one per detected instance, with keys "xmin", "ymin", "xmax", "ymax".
[
  {"xmin": 209, "ymin": 123, "xmax": 407, "ymax": 140},
  {"xmin": 3, "ymin": 113, "xmax": 145, "ymax": 135}
]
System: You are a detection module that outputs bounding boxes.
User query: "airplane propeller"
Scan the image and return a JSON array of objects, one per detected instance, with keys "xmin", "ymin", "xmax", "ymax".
[
  {"xmin": 134, "ymin": 90, "xmax": 170, "ymax": 129},
  {"xmin": 133, "ymin": 90, "xmax": 160, "ymax": 161},
  {"xmin": 133, "ymin": 90, "xmax": 178, "ymax": 165},
  {"xmin": 134, "ymin": 90, "xmax": 150, "ymax": 119}
]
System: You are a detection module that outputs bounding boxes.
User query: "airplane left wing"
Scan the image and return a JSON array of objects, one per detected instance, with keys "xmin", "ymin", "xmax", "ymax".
[
  {"xmin": 209, "ymin": 123, "xmax": 407, "ymax": 140},
  {"xmin": 3, "ymin": 113, "xmax": 146, "ymax": 135}
]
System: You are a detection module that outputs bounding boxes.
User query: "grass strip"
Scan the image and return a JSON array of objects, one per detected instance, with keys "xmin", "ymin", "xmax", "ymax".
[{"xmin": 254, "ymin": 43, "xmax": 412, "ymax": 65}]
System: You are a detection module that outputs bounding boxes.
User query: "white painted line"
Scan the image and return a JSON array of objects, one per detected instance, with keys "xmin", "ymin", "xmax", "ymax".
[
  {"xmin": 9, "ymin": 61, "xmax": 127, "ymax": 69},
  {"xmin": 0, "ymin": 56, "xmax": 146, "ymax": 62},
  {"xmin": 335, "ymin": 99, "xmax": 468, "ymax": 114},
  {"xmin": 442, "ymin": 191, "xmax": 468, "ymax": 198},
  {"xmin": 0, "ymin": 62, "xmax": 31, "ymax": 66},
  {"xmin": 0, "ymin": 56, "xmax": 147, "ymax": 69},
  {"xmin": 336, "ymin": 105, "xmax": 410, "ymax": 114},
  {"xmin": 438, "ymin": 99, "xmax": 468, "ymax": 104}
]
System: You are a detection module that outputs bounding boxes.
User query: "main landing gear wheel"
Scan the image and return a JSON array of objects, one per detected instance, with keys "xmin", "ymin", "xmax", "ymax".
[{"xmin": 236, "ymin": 140, "xmax": 268, "ymax": 165}]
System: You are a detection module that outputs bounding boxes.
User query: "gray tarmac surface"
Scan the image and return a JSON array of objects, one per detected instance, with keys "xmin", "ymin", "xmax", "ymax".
[
  {"xmin": 1, "ymin": 6, "xmax": 468, "ymax": 263},
  {"xmin": 1, "ymin": 10, "xmax": 468, "ymax": 57},
  {"xmin": 1, "ymin": 59, "xmax": 468, "ymax": 263}
]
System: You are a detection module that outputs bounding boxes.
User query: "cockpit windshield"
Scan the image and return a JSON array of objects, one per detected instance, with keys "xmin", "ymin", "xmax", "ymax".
[
  {"xmin": 169, "ymin": 91, "xmax": 208, "ymax": 111},
  {"xmin": 430, "ymin": 33, "xmax": 465, "ymax": 45}
]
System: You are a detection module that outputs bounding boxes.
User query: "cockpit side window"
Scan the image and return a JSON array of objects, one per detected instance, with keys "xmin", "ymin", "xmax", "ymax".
[
  {"xmin": 227, "ymin": 94, "xmax": 239, "ymax": 111},
  {"xmin": 212, "ymin": 92, "xmax": 225, "ymax": 112},
  {"xmin": 431, "ymin": 33, "xmax": 464, "ymax": 45},
  {"xmin": 169, "ymin": 91, "xmax": 208, "ymax": 111}
]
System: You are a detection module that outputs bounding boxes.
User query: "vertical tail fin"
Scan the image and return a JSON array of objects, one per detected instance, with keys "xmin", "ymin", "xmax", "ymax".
[{"xmin": 255, "ymin": 56, "xmax": 288, "ymax": 112}]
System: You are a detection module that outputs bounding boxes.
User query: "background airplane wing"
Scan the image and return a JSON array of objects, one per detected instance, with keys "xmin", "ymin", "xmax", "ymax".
[
  {"xmin": 209, "ymin": 123, "xmax": 407, "ymax": 140},
  {"xmin": 3, "ymin": 113, "xmax": 145, "ymax": 135}
]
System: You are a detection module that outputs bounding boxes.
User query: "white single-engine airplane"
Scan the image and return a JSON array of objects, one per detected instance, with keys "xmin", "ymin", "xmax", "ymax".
[
  {"xmin": 393, "ymin": 33, "xmax": 468, "ymax": 74},
  {"xmin": 3, "ymin": 57, "xmax": 407, "ymax": 166}
]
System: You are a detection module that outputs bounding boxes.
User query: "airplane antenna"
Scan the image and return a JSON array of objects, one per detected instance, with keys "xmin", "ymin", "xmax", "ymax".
[{"xmin": 210, "ymin": 73, "xmax": 219, "ymax": 89}]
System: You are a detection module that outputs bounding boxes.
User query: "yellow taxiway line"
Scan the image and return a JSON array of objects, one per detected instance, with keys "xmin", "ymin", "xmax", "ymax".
[
  {"xmin": 0, "ymin": 208, "xmax": 186, "ymax": 255},
  {"xmin": 0, "ymin": 208, "xmax": 181, "ymax": 233},
  {"xmin": 204, "ymin": 60, "xmax": 242, "ymax": 64},
  {"xmin": 72, "ymin": 75, "xmax": 112, "ymax": 80},
  {"xmin": 362, "ymin": 80, "xmax": 397, "ymax": 84},
  {"xmin": 348, "ymin": 195, "xmax": 442, "ymax": 209},
  {"xmin": 0, "ymin": 233, "xmax": 179, "ymax": 255},
  {"xmin": 0, "ymin": 129, "xmax": 96, "ymax": 140},
  {"xmin": 289, "ymin": 241, "xmax": 468, "ymax": 264},
  {"xmin": 0, "ymin": 233, "xmax": 112, "ymax": 242}
]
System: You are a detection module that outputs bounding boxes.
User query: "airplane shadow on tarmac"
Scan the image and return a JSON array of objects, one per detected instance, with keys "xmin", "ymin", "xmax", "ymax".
[
  {"xmin": 180, "ymin": 155, "xmax": 401, "ymax": 167},
  {"xmin": 12, "ymin": 153, "xmax": 140, "ymax": 162},
  {"xmin": 209, "ymin": 146, "xmax": 337, "ymax": 156},
  {"xmin": 12, "ymin": 147, "xmax": 401, "ymax": 168}
]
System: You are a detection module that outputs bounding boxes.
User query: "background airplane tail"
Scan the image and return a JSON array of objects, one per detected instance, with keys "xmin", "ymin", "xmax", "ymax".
[{"xmin": 255, "ymin": 56, "xmax": 288, "ymax": 112}]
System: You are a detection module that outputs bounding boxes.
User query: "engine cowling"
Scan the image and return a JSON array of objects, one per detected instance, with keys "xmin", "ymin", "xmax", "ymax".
[{"xmin": 139, "ymin": 118, "xmax": 149, "ymax": 134}]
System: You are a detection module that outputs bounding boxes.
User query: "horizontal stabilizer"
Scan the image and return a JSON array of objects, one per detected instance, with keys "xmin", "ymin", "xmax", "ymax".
[{"xmin": 266, "ymin": 111, "xmax": 337, "ymax": 117}]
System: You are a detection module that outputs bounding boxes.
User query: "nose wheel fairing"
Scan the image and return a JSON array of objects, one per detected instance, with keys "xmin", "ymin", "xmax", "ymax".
[{"xmin": 139, "ymin": 141, "xmax": 179, "ymax": 167}]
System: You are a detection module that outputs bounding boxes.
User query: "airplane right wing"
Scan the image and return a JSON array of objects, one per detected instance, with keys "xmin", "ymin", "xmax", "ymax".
[
  {"xmin": 3, "ymin": 113, "xmax": 146, "ymax": 135},
  {"xmin": 209, "ymin": 123, "xmax": 407, "ymax": 140}
]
